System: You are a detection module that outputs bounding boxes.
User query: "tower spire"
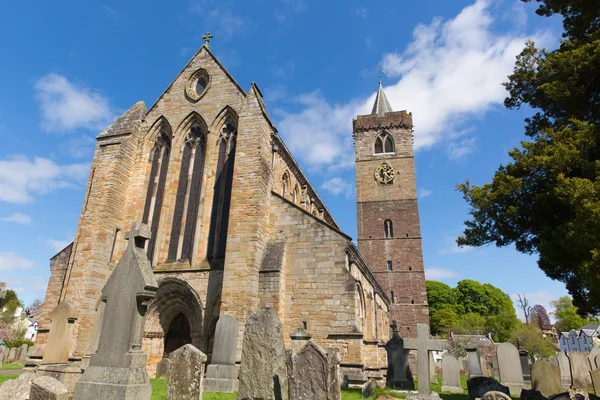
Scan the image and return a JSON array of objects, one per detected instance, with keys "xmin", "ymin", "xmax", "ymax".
[{"xmin": 371, "ymin": 81, "xmax": 393, "ymax": 117}]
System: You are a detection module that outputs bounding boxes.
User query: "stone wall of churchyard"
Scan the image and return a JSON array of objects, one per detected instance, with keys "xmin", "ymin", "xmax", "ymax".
[
  {"xmin": 353, "ymin": 110, "xmax": 429, "ymax": 339},
  {"xmin": 269, "ymin": 193, "xmax": 387, "ymax": 371}
]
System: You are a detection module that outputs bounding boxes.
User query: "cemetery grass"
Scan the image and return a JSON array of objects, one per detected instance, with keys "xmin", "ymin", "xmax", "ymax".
[
  {"xmin": 0, "ymin": 361, "xmax": 24, "ymax": 370},
  {"xmin": 0, "ymin": 375, "xmax": 18, "ymax": 385}
]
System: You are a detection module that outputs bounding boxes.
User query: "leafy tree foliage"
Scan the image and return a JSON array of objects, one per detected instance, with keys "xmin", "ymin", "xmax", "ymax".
[
  {"xmin": 530, "ymin": 304, "xmax": 552, "ymax": 330},
  {"xmin": 510, "ymin": 323, "xmax": 557, "ymax": 361},
  {"xmin": 431, "ymin": 308, "xmax": 459, "ymax": 335},
  {"xmin": 452, "ymin": 312, "xmax": 487, "ymax": 335},
  {"xmin": 486, "ymin": 310, "xmax": 522, "ymax": 342},
  {"xmin": 453, "ymin": 280, "xmax": 514, "ymax": 317},
  {"xmin": 457, "ymin": 0, "xmax": 600, "ymax": 314},
  {"xmin": 552, "ymin": 296, "xmax": 599, "ymax": 332},
  {"xmin": 426, "ymin": 281, "xmax": 459, "ymax": 313},
  {"xmin": 0, "ymin": 290, "xmax": 23, "ymax": 323}
]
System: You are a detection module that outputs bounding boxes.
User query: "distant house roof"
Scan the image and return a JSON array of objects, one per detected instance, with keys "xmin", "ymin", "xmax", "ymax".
[{"xmin": 449, "ymin": 333, "xmax": 494, "ymax": 348}]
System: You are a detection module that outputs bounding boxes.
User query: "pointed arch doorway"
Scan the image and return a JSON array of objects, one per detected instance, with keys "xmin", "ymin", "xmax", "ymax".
[{"xmin": 164, "ymin": 313, "xmax": 192, "ymax": 357}]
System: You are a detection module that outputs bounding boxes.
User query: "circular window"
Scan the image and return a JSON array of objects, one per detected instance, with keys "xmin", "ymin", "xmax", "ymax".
[{"xmin": 186, "ymin": 69, "xmax": 210, "ymax": 101}]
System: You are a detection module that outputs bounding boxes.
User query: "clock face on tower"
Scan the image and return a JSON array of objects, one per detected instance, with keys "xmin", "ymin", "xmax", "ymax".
[{"xmin": 374, "ymin": 163, "xmax": 395, "ymax": 184}]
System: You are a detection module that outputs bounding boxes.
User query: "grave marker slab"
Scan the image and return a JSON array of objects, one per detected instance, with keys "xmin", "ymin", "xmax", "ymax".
[
  {"xmin": 467, "ymin": 376, "xmax": 510, "ymax": 400},
  {"xmin": 289, "ymin": 340, "xmax": 328, "ymax": 400},
  {"xmin": 442, "ymin": 352, "xmax": 464, "ymax": 393},
  {"xmin": 557, "ymin": 352, "xmax": 571, "ymax": 388},
  {"xmin": 568, "ymin": 352, "xmax": 592, "ymax": 389},
  {"xmin": 167, "ymin": 344, "xmax": 207, "ymax": 400},
  {"xmin": 531, "ymin": 359, "xmax": 562, "ymax": 398},
  {"xmin": 204, "ymin": 315, "xmax": 239, "ymax": 393},
  {"xmin": 496, "ymin": 342, "xmax": 525, "ymax": 395},
  {"xmin": 385, "ymin": 321, "xmax": 414, "ymax": 389},
  {"xmin": 328, "ymin": 347, "xmax": 342, "ymax": 400},
  {"xmin": 238, "ymin": 309, "xmax": 288, "ymax": 400},
  {"xmin": 468, "ymin": 350, "xmax": 483, "ymax": 377},
  {"xmin": 404, "ymin": 323, "xmax": 445, "ymax": 398},
  {"xmin": 73, "ymin": 222, "xmax": 158, "ymax": 400},
  {"xmin": 589, "ymin": 348, "xmax": 600, "ymax": 370},
  {"xmin": 591, "ymin": 368, "xmax": 600, "ymax": 395},
  {"xmin": 156, "ymin": 358, "xmax": 170, "ymax": 380},
  {"xmin": 29, "ymin": 376, "xmax": 69, "ymax": 400},
  {"xmin": 42, "ymin": 301, "xmax": 76, "ymax": 364}
]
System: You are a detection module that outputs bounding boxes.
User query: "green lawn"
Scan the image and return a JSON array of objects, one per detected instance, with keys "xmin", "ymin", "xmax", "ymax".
[
  {"xmin": 0, "ymin": 375, "xmax": 19, "ymax": 385},
  {"xmin": 0, "ymin": 362, "xmax": 24, "ymax": 370}
]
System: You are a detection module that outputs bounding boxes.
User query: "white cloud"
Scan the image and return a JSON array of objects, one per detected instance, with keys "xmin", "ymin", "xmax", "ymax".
[
  {"xmin": 275, "ymin": 0, "xmax": 553, "ymax": 170},
  {"xmin": 0, "ymin": 213, "xmax": 32, "ymax": 225},
  {"xmin": 320, "ymin": 177, "xmax": 355, "ymax": 198},
  {"xmin": 418, "ymin": 188, "xmax": 433, "ymax": 198},
  {"xmin": 0, "ymin": 156, "xmax": 89, "ymax": 203},
  {"xmin": 425, "ymin": 267, "xmax": 459, "ymax": 280},
  {"xmin": 511, "ymin": 291, "xmax": 561, "ymax": 322},
  {"xmin": 356, "ymin": 6, "xmax": 368, "ymax": 19},
  {"xmin": 207, "ymin": 9, "xmax": 245, "ymax": 38},
  {"xmin": 35, "ymin": 73, "xmax": 116, "ymax": 132},
  {"xmin": 0, "ymin": 252, "xmax": 35, "ymax": 271},
  {"xmin": 439, "ymin": 235, "xmax": 476, "ymax": 255},
  {"xmin": 3, "ymin": 276, "xmax": 50, "ymax": 306},
  {"xmin": 46, "ymin": 239, "xmax": 71, "ymax": 252}
]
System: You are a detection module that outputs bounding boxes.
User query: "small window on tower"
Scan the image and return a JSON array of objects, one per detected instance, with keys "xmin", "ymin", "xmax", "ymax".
[
  {"xmin": 375, "ymin": 132, "xmax": 394, "ymax": 154},
  {"xmin": 384, "ymin": 219, "xmax": 393, "ymax": 238},
  {"xmin": 387, "ymin": 260, "xmax": 393, "ymax": 271}
]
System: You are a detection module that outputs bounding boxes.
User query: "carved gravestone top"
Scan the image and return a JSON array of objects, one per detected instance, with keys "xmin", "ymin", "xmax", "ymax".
[
  {"xmin": 385, "ymin": 320, "xmax": 414, "ymax": 390},
  {"xmin": 442, "ymin": 352, "xmax": 464, "ymax": 393},
  {"xmin": 403, "ymin": 323, "xmax": 445, "ymax": 397},
  {"xmin": 588, "ymin": 347, "xmax": 600, "ymax": 370},
  {"xmin": 289, "ymin": 340, "xmax": 328, "ymax": 400},
  {"xmin": 167, "ymin": 344, "xmax": 207, "ymax": 400},
  {"xmin": 531, "ymin": 359, "xmax": 562, "ymax": 398},
  {"xmin": 211, "ymin": 315, "xmax": 238, "ymax": 366},
  {"xmin": 42, "ymin": 301, "xmax": 76, "ymax": 363},
  {"xmin": 496, "ymin": 342, "xmax": 525, "ymax": 395},
  {"xmin": 567, "ymin": 352, "xmax": 592, "ymax": 389}
]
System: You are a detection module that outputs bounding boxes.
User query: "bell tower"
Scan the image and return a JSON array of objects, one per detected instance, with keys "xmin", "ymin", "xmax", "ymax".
[{"xmin": 353, "ymin": 82, "xmax": 429, "ymax": 338}]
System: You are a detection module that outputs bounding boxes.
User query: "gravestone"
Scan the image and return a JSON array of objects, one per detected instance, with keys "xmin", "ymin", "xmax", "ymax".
[
  {"xmin": 18, "ymin": 344, "xmax": 28, "ymax": 362},
  {"xmin": 442, "ymin": 352, "xmax": 464, "ymax": 393},
  {"xmin": 467, "ymin": 376, "xmax": 510, "ymax": 400},
  {"xmin": 549, "ymin": 390, "xmax": 600, "ymax": 400},
  {"xmin": 204, "ymin": 314, "xmax": 239, "ymax": 393},
  {"xmin": 0, "ymin": 372, "xmax": 34, "ymax": 400},
  {"xmin": 290, "ymin": 327, "xmax": 311, "ymax": 355},
  {"xmin": 327, "ymin": 347, "xmax": 342, "ymax": 400},
  {"xmin": 520, "ymin": 349, "xmax": 531, "ymax": 382},
  {"xmin": 42, "ymin": 301, "xmax": 76, "ymax": 363},
  {"xmin": 567, "ymin": 351, "xmax": 592, "ymax": 389},
  {"xmin": 167, "ymin": 344, "xmax": 207, "ymax": 400},
  {"xmin": 521, "ymin": 388, "xmax": 547, "ymax": 400},
  {"xmin": 496, "ymin": 342, "xmax": 525, "ymax": 395},
  {"xmin": 30, "ymin": 376, "xmax": 69, "ymax": 400},
  {"xmin": 7, "ymin": 347, "xmax": 16, "ymax": 363},
  {"xmin": 156, "ymin": 358, "xmax": 170, "ymax": 380},
  {"xmin": 557, "ymin": 352, "xmax": 571, "ymax": 388},
  {"xmin": 238, "ymin": 309, "xmax": 288, "ymax": 400},
  {"xmin": 430, "ymin": 352, "xmax": 437, "ymax": 382},
  {"xmin": 403, "ymin": 323, "xmax": 445, "ymax": 399},
  {"xmin": 73, "ymin": 222, "xmax": 158, "ymax": 400},
  {"xmin": 591, "ymin": 369, "xmax": 600, "ymax": 395},
  {"xmin": 385, "ymin": 320, "xmax": 414, "ymax": 389},
  {"xmin": 589, "ymin": 348, "xmax": 600, "ymax": 370},
  {"xmin": 362, "ymin": 378, "xmax": 377, "ymax": 399},
  {"xmin": 288, "ymin": 340, "xmax": 328, "ymax": 400},
  {"xmin": 0, "ymin": 346, "xmax": 5, "ymax": 366},
  {"xmin": 81, "ymin": 300, "xmax": 105, "ymax": 369},
  {"xmin": 467, "ymin": 350, "xmax": 483, "ymax": 377},
  {"xmin": 531, "ymin": 359, "xmax": 562, "ymax": 398}
]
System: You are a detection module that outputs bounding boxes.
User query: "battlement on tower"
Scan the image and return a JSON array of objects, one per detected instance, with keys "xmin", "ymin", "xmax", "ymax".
[{"xmin": 353, "ymin": 110, "xmax": 413, "ymax": 132}]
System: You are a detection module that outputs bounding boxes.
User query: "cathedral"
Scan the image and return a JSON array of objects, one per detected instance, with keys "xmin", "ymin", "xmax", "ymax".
[{"xmin": 34, "ymin": 38, "xmax": 428, "ymax": 384}]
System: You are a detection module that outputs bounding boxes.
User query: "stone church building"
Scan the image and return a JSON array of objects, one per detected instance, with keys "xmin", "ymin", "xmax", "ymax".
[{"xmin": 34, "ymin": 40, "xmax": 428, "ymax": 383}]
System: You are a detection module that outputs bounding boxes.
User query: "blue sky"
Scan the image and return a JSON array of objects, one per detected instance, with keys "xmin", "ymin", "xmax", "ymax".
[{"xmin": 0, "ymin": 0, "xmax": 569, "ymax": 317}]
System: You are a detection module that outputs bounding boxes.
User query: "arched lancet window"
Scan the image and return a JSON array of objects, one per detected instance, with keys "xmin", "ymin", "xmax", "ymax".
[
  {"xmin": 384, "ymin": 219, "xmax": 393, "ymax": 238},
  {"xmin": 208, "ymin": 117, "xmax": 237, "ymax": 260},
  {"xmin": 143, "ymin": 124, "xmax": 171, "ymax": 262},
  {"xmin": 292, "ymin": 184, "xmax": 300, "ymax": 205},
  {"xmin": 281, "ymin": 172, "xmax": 290, "ymax": 199},
  {"xmin": 356, "ymin": 283, "xmax": 367, "ymax": 333},
  {"xmin": 168, "ymin": 121, "xmax": 207, "ymax": 262},
  {"xmin": 374, "ymin": 132, "xmax": 394, "ymax": 154},
  {"xmin": 391, "ymin": 291, "xmax": 395, "ymax": 304}
]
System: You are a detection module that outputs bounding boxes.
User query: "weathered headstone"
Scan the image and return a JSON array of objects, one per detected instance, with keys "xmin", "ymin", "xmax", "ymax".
[
  {"xmin": 442, "ymin": 352, "xmax": 464, "ymax": 393},
  {"xmin": 403, "ymin": 323, "xmax": 445, "ymax": 399},
  {"xmin": 481, "ymin": 390, "xmax": 512, "ymax": 400},
  {"xmin": 289, "ymin": 327, "xmax": 311, "ymax": 355},
  {"xmin": 81, "ymin": 300, "xmax": 105, "ymax": 370},
  {"xmin": 362, "ymin": 378, "xmax": 378, "ymax": 399},
  {"xmin": 30, "ymin": 376, "xmax": 69, "ymax": 400},
  {"xmin": 0, "ymin": 372, "xmax": 34, "ymax": 400},
  {"xmin": 521, "ymin": 388, "xmax": 548, "ymax": 400},
  {"xmin": 557, "ymin": 352, "xmax": 571, "ymax": 388},
  {"xmin": 204, "ymin": 314, "xmax": 239, "ymax": 393},
  {"xmin": 468, "ymin": 350, "xmax": 483, "ymax": 377},
  {"xmin": 0, "ymin": 346, "xmax": 5, "ymax": 366},
  {"xmin": 589, "ymin": 348, "xmax": 600, "ymax": 370},
  {"xmin": 7, "ymin": 347, "xmax": 16, "ymax": 363},
  {"xmin": 238, "ymin": 309, "xmax": 288, "ymax": 400},
  {"xmin": 327, "ymin": 347, "xmax": 342, "ymax": 400},
  {"xmin": 156, "ymin": 358, "xmax": 170, "ymax": 380},
  {"xmin": 591, "ymin": 368, "xmax": 600, "ymax": 395},
  {"xmin": 549, "ymin": 390, "xmax": 600, "ymax": 400},
  {"xmin": 430, "ymin": 352, "xmax": 437, "ymax": 382},
  {"xmin": 42, "ymin": 301, "xmax": 76, "ymax": 364},
  {"xmin": 520, "ymin": 349, "xmax": 531, "ymax": 382},
  {"xmin": 18, "ymin": 344, "xmax": 28, "ymax": 362},
  {"xmin": 73, "ymin": 222, "xmax": 158, "ymax": 400},
  {"xmin": 567, "ymin": 351, "xmax": 592, "ymax": 389},
  {"xmin": 467, "ymin": 376, "xmax": 510, "ymax": 400},
  {"xmin": 496, "ymin": 342, "xmax": 525, "ymax": 395},
  {"xmin": 385, "ymin": 320, "xmax": 414, "ymax": 389},
  {"xmin": 531, "ymin": 359, "xmax": 562, "ymax": 398},
  {"xmin": 288, "ymin": 340, "xmax": 328, "ymax": 400},
  {"xmin": 167, "ymin": 344, "xmax": 207, "ymax": 400}
]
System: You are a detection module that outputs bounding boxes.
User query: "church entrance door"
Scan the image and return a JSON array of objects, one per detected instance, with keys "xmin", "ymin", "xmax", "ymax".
[{"xmin": 164, "ymin": 313, "xmax": 192, "ymax": 356}]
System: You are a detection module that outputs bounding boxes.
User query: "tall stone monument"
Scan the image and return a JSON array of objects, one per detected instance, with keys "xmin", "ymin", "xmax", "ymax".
[
  {"xmin": 73, "ymin": 222, "xmax": 158, "ymax": 400},
  {"xmin": 496, "ymin": 342, "xmax": 525, "ymax": 395},
  {"xmin": 385, "ymin": 320, "xmax": 414, "ymax": 389},
  {"xmin": 403, "ymin": 323, "xmax": 445, "ymax": 399}
]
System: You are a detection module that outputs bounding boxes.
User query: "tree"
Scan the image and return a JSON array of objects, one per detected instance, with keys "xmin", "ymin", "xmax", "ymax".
[
  {"xmin": 456, "ymin": 0, "xmax": 600, "ymax": 314},
  {"xmin": 0, "ymin": 290, "xmax": 23, "ymax": 323},
  {"xmin": 453, "ymin": 280, "xmax": 515, "ymax": 317},
  {"xmin": 452, "ymin": 312, "xmax": 487, "ymax": 335},
  {"xmin": 510, "ymin": 323, "xmax": 557, "ymax": 360},
  {"xmin": 530, "ymin": 304, "xmax": 552, "ymax": 330},
  {"xmin": 517, "ymin": 294, "xmax": 532, "ymax": 323},
  {"xmin": 431, "ymin": 308, "xmax": 459, "ymax": 335},
  {"xmin": 552, "ymin": 296, "xmax": 598, "ymax": 332},
  {"xmin": 486, "ymin": 309, "xmax": 522, "ymax": 342},
  {"xmin": 426, "ymin": 281, "xmax": 460, "ymax": 315}
]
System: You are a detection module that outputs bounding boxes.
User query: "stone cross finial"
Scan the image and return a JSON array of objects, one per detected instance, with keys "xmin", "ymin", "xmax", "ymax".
[
  {"xmin": 203, "ymin": 32, "xmax": 213, "ymax": 48},
  {"xmin": 391, "ymin": 320, "xmax": 400, "ymax": 333},
  {"xmin": 125, "ymin": 221, "xmax": 151, "ymax": 248}
]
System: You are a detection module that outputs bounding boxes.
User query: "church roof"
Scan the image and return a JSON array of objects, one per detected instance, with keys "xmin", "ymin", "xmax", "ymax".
[
  {"xmin": 371, "ymin": 81, "xmax": 393, "ymax": 117},
  {"xmin": 97, "ymin": 101, "xmax": 147, "ymax": 139}
]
